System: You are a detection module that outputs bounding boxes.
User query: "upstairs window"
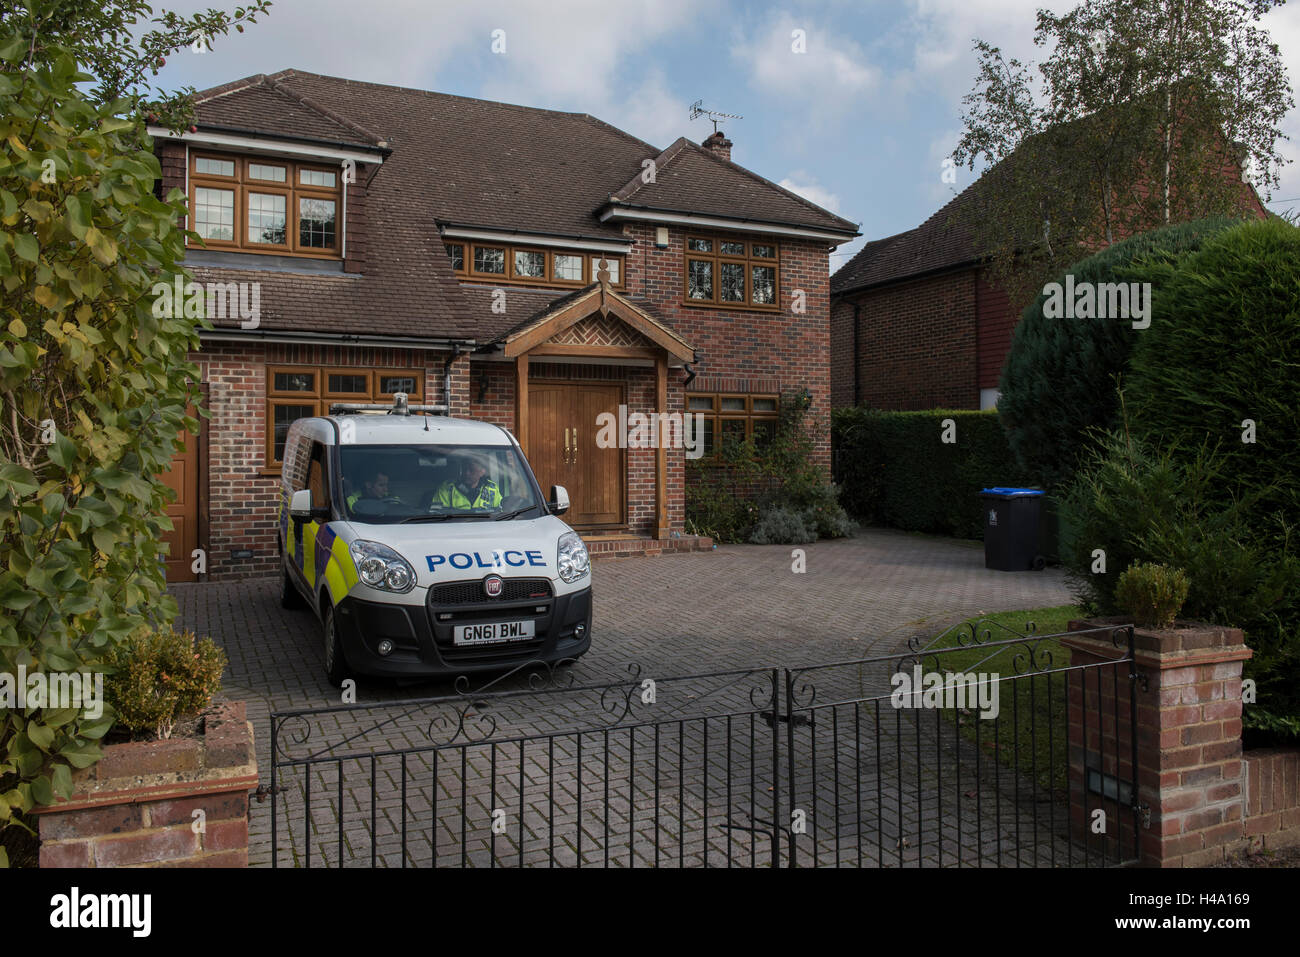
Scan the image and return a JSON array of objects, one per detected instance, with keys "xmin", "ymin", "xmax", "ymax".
[
  {"xmin": 189, "ymin": 152, "xmax": 343, "ymax": 258},
  {"xmin": 684, "ymin": 234, "xmax": 780, "ymax": 310},
  {"xmin": 445, "ymin": 241, "xmax": 624, "ymax": 289}
]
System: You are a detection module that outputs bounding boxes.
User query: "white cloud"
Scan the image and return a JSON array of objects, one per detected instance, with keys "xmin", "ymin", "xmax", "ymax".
[
  {"xmin": 607, "ymin": 70, "xmax": 692, "ymax": 149},
  {"xmin": 1262, "ymin": 2, "xmax": 1300, "ymax": 213},
  {"xmin": 923, "ymin": 127, "xmax": 966, "ymax": 204},
  {"xmin": 778, "ymin": 172, "xmax": 842, "ymax": 215},
  {"xmin": 731, "ymin": 14, "xmax": 880, "ymax": 114},
  {"xmin": 158, "ymin": 0, "xmax": 697, "ymax": 141}
]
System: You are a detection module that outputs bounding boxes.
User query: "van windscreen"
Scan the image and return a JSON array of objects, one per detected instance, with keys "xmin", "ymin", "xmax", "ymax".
[{"xmin": 339, "ymin": 444, "xmax": 541, "ymax": 523}]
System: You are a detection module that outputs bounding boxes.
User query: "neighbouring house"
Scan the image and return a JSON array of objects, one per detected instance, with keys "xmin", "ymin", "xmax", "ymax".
[
  {"xmin": 829, "ymin": 148, "xmax": 1268, "ymax": 413},
  {"xmin": 150, "ymin": 70, "xmax": 860, "ymax": 582}
]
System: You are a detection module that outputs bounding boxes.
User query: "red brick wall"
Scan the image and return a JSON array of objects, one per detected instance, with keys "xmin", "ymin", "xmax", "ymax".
[
  {"xmin": 620, "ymin": 222, "xmax": 832, "ymax": 475},
  {"xmin": 36, "ymin": 701, "xmax": 256, "ymax": 868},
  {"xmin": 835, "ymin": 268, "xmax": 979, "ymax": 410},
  {"xmin": 975, "ymin": 268, "xmax": 1015, "ymax": 392},
  {"xmin": 1244, "ymin": 749, "xmax": 1300, "ymax": 850},
  {"xmin": 830, "ymin": 298, "xmax": 857, "ymax": 408},
  {"xmin": 469, "ymin": 361, "xmax": 515, "ymax": 428}
]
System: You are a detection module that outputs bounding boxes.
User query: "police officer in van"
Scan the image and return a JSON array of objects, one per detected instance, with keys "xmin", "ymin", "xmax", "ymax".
[
  {"xmin": 435, "ymin": 455, "xmax": 502, "ymax": 510},
  {"xmin": 347, "ymin": 468, "xmax": 404, "ymax": 511}
]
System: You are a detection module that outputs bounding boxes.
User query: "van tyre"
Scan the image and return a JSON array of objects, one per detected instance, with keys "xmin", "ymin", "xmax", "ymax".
[
  {"xmin": 280, "ymin": 556, "xmax": 304, "ymax": 609},
  {"xmin": 322, "ymin": 603, "xmax": 350, "ymax": 687}
]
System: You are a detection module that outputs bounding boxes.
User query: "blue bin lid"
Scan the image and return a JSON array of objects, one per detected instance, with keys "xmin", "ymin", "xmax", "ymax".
[{"xmin": 980, "ymin": 487, "xmax": 1045, "ymax": 497}]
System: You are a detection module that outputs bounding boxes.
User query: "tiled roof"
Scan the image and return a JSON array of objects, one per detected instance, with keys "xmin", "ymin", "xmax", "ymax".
[
  {"xmin": 253, "ymin": 70, "xmax": 659, "ymax": 241},
  {"xmin": 194, "ymin": 75, "xmax": 382, "ymax": 149},
  {"xmin": 606, "ymin": 138, "xmax": 859, "ymax": 235},
  {"xmin": 827, "ymin": 230, "xmax": 914, "ymax": 295},
  {"xmin": 192, "ymin": 263, "xmax": 475, "ymax": 340},
  {"xmin": 187, "ymin": 69, "xmax": 852, "ymax": 342},
  {"xmin": 829, "ymin": 183, "xmax": 987, "ymax": 297}
]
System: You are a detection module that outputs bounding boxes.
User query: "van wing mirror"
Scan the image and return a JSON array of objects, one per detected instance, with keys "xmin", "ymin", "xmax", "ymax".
[
  {"xmin": 548, "ymin": 485, "xmax": 569, "ymax": 516},
  {"xmin": 289, "ymin": 489, "xmax": 313, "ymax": 519}
]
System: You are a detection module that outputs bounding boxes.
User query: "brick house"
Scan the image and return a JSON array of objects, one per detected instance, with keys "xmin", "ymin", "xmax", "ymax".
[
  {"xmin": 151, "ymin": 70, "xmax": 859, "ymax": 582},
  {"xmin": 830, "ymin": 155, "xmax": 1268, "ymax": 412}
]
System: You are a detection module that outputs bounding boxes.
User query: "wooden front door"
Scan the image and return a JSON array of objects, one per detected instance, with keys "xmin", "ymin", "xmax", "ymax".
[
  {"xmin": 160, "ymin": 413, "xmax": 201, "ymax": 582},
  {"xmin": 527, "ymin": 382, "xmax": 624, "ymax": 528}
]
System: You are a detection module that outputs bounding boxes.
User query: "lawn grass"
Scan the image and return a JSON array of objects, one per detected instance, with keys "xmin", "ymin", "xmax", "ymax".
[{"xmin": 918, "ymin": 605, "xmax": 1084, "ymax": 795}]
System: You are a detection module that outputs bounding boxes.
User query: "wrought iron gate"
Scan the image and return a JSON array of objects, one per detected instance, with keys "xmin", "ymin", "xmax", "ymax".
[{"xmin": 268, "ymin": 621, "xmax": 1142, "ymax": 867}]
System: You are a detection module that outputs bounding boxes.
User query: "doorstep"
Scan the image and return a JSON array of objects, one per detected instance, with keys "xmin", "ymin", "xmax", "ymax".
[{"xmin": 580, "ymin": 533, "xmax": 714, "ymax": 560}]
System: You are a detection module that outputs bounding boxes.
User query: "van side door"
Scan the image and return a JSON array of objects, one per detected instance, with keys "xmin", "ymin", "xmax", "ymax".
[{"xmin": 301, "ymin": 441, "xmax": 333, "ymax": 589}]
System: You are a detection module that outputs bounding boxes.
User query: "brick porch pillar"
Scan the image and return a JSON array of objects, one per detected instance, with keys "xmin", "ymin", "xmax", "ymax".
[{"xmin": 1064, "ymin": 619, "xmax": 1251, "ymax": 867}]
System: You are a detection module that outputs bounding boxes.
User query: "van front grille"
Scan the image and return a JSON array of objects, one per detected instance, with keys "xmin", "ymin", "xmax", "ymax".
[{"xmin": 428, "ymin": 578, "xmax": 553, "ymax": 606}]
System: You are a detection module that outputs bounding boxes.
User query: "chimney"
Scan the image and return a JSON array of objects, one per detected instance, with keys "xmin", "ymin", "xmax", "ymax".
[{"xmin": 702, "ymin": 130, "xmax": 733, "ymax": 162}]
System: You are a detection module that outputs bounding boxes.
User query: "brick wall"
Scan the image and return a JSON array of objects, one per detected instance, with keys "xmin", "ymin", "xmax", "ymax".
[
  {"xmin": 830, "ymin": 298, "xmax": 857, "ymax": 409},
  {"xmin": 833, "ymin": 268, "xmax": 978, "ymax": 411},
  {"xmin": 1244, "ymin": 749, "xmax": 1300, "ymax": 850},
  {"xmin": 36, "ymin": 701, "xmax": 257, "ymax": 868},
  {"xmin": 974, "ymin": 269, "xmax": 1015, "ymax": 392},
  {"xmin": 621, "ymin": 221, "xmax": 832, "ymax": 475},
  {"xmin": 1064, "ymin": 619, "xmax": 1300, "ymax": 866}
]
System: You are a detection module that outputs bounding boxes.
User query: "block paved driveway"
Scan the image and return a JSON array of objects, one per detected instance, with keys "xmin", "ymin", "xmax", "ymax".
[{"xmin": 175, "ymin": 529, "xmax": 1081, "ymax": 868}]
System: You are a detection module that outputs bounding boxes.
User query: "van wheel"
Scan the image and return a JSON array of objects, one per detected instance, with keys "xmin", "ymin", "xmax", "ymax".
[
  {"xmin": 280, "ymin": 556, "xmax": 304, "ymax": 609},
  {"xmin": 322, "ymin": 603, "xmax": 350, "ymax": 687}
]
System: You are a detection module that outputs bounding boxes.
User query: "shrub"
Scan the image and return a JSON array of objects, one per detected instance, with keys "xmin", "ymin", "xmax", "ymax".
[
  {"xmin": 684, "ymin": 469, "xmax": 756, "ymax": 543},
  {"xmin": 0, "ymin": 40, "xmax": 201, "ymax": 860},
  {"xmin": 1126, "ymin": 217, "xmax": 1300, "ymax": 532},
  {"xmin": 687, "ymin": 391, "xmax": 852, "ymax": 542},
  {"xmin": 104, "ymin": 628, "xmax": 226, "ymax": 740},
  {"xmin": 997, "ymin": 217, "xmax": 1243, "ymax": 490},
  {"xmin": 833, "ymin": 408, "xmax": 1032, "ymax": 539},
  {"xmin": 1059, "ymin": 425, "xmax": 1300, "ymax": 742},
  {"xmin": 748, "ymin": 506, "xmax": 817, "ymax": 545},
  {"xmin": 1114, "ymin": 562, "xmax": 1190, "ymax": 629}
]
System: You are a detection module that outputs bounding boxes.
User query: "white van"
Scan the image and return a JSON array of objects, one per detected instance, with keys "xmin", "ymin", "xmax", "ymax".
[{"xmin": 277, "ymin": 397, "xmax": 592, "ymax": 684}]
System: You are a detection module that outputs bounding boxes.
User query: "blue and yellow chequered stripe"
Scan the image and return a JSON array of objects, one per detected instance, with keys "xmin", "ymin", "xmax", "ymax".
[{"xmin": 279, "ymin": 488, "xmax": 358, "ymax": 604}]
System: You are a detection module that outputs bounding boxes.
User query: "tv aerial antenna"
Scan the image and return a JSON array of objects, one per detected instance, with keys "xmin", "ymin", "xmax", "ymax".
[{"xmin": 689, "ymin": 100, "xmax": 743, "ymax": 134}]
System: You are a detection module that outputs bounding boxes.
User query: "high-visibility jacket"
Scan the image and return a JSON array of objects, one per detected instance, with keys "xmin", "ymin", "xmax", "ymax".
[{"xmin": 435, "ymin": 479, "xmax": 501, "ymax": 509}]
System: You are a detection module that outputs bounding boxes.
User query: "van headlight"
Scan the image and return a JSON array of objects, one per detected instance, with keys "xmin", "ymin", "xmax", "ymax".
[
  {"xmin": 557, "ymin": 532, "xmax": 590, "ymax": 584},
  {"xmin": 349, "ymin": 540, "xmax": 416, "ymax": 593}
]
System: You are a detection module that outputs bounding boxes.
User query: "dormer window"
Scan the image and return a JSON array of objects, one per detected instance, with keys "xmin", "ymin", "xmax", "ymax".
[
  {"xmin": 188, "ymin": 152, "xmax": 343, "ymax": 258},
  {"xmin": 444, "ymin": 241, "xmax": 624, "ymax": 289}
]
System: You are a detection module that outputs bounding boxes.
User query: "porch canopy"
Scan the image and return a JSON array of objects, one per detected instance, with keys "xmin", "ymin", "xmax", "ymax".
[{"xmin": 498, "ymin": 275, "xmax": 694, "ymax": 539}]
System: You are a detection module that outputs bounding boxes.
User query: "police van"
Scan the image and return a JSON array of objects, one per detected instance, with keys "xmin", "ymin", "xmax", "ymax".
[{"xmin": 277, "ymin": 395, "xmax": 592, "ymax": 684}]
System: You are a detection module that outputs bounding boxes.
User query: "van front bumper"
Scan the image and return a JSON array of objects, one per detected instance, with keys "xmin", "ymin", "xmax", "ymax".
[{"xmin": 332, "ymin": 581, "xmax": 592, "ymax": 679}]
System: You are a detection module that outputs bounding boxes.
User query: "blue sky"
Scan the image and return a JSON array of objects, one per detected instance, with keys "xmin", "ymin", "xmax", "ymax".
[{"xmin": 154, "ymin": 0, "xmax": 1300, "ymax": 270}]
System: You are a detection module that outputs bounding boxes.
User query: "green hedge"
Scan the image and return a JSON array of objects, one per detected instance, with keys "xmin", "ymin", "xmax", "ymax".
[
  {"xmin": 1127, "ymin": 217, "xmax": 1300, "ymax": 527},
  {"xmin": 997, "ymin": 216, "xmax": 1242, "ymax": 491},
  {"xmin": 833, "ymin": 408, "xmax": 1034, "ymax": 539}
]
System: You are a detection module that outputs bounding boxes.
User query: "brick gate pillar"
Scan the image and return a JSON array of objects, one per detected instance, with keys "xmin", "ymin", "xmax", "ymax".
[{"xmin": 1064, "ymin": 619, "xmax": 1251, "ymax": 868}]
